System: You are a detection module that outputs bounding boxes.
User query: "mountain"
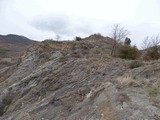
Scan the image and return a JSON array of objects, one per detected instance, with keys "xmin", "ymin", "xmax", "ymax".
[
  {"xmin": 0, "ymin": 34, "xmax": 160, "ymax": 120},
  {"xmin": 0, "ymin": 34, "xmax": 34, "ymax": 44},
  {"xmin": 0, "ymin": 34, "xmax": 36, "ymax": 68}
]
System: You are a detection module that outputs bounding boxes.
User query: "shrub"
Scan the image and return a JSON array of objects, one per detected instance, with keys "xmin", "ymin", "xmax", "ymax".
[
  {"xmin": 0, "ymin": 48, "xmax": 9, "ymax": 53},
  {"xmin": 117, "ymin": 76, "xmax": 141, "ymax": 88},
  {"xmin": 129, "ymin": 60, "xmax": 143, "ymax": 69},
  {"xmin": 0, "ymin": 103, "xmax": 4, "ymax": 116},
  {"xmin": 75, "ymin": 36, "xmax": 82, "ymax": 41},
  {"xmin": 124, "ymin": 37, "xmax": 131, "ymax": 46},
  {"xmin": 141, "ymin": 35, "xmax": 160, "ymax": 60},
  {"xmin": 145, "ymin": 47, "xmax": 160, "ymax": 60},
  {"xmin": 148, "ymin": 87, "xmax": 159, "ymax": 97},
  {"xmin": 58, "ymin": 56, "xmax": 68, "ymax": 62},
  {"xmin": 2, "ymin": 94, "xmax": 13, "ymax": 105},
  {"xmin": 72, "ymin": 52, "xmax": 81, "ymax": 58},
  {"xmin": 118, "ymin": 45, "xmax": 139, "ymax": 60},
  {"xmin": 0, "ymin": 94, "xmax": 13, "ymax": 116},
  {"xmin": 0, "ymin": 61, "xmax": 12, "ymax": 66},
  {"xmin": 147, "ymin": 79, "xmax": 160, "ymax": 97}
]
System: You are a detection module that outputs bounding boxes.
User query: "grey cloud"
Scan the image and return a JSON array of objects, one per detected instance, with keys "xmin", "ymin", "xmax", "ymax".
[
  {"xmin": 31, "ymin": 13, "xmax": 94, "ymax": 36},
  {"xmin": 32, "ymin": 15, "xmax": 69, "ymax": 34},
  {"xmin": 72, "ymin": 18, "xmax": 94, "ymax": 34}
]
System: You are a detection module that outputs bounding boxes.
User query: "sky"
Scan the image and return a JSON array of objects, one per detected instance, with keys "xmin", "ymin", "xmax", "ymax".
[{"xmin": 0, "ymin": 0, "xmax": 160, "ymax": 47}]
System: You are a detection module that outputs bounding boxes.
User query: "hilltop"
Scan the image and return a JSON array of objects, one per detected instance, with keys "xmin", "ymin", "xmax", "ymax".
[
  {"xmin": 0, "ymin": 34, "xmax": 36, "ymax": 68},
  {"xmin": 0, "ymin": 34, "xmax": 34, "ymax": 44},
  {"xmin": 0, "ymin": 34, "xmax": 160, "ymax": 120}
]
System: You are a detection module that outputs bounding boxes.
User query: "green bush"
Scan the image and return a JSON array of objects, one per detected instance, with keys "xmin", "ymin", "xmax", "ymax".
[
  {"xmin": 75, "ymin": 36, "xmax": 82, "ymax": 41},
  {"xmin": 118, "ymin": 46, "xmax": 139, "ymax": 60},
  {"xmin": 124, "ymin": 37, "xmax": 131, "ymax": 46}
]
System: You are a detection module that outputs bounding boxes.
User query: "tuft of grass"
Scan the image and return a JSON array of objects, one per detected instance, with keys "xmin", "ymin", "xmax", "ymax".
[
  {"xmin": 0, "ymin": 48, "xmax": 10, "ymax": 53},
  {"xmin": 117, "ymin": 76, "xmax": 142, "ymax": 88},
  {"xmin": 147, "ymin": 80, "xmax": 160, "ymax": 97},
  {"xmin": 58, "ymin": 56, "xmax": 68, "ymax": 62},
  {"xmin": 0, "ymin": 61, "xmax": 12, "ymax": 66},
  {"xmin": 129, "ymin": 60, "xmax": 143, "ymax": 69},
  {"xmin": 71, "ymin": 52, "xmax": 81, "ymax": 58},
  {"xmin": 98, "ymin": 98, "xmax": 119, "ymax": 120},
  {"xmin": 148, "ymin": 87, "xmax": 159, "ymax": 97},
  {"xmin": 82, "ymin": 50, "xmax": 89, "ymax": 55}
]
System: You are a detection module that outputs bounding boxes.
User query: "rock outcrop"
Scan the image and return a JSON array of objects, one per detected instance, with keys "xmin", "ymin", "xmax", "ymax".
[{"xmin": 0, "ymin": 36, "xmax": 160, "ymax": 120}]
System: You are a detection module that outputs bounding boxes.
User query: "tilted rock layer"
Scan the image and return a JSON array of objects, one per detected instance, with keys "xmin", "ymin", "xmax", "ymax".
[{"xmin": 0, "ymin": 36, "xmax": 160, "ymax": 120}]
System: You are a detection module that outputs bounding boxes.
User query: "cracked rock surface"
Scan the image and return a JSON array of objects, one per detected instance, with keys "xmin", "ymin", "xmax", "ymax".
[{"xmin": 0, "ymin": 36, "xmax": 160, "ymax": 120}]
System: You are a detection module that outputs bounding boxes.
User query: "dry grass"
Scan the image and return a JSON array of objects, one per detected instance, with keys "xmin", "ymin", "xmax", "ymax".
[
  {"xmin": 98, "ymin": 98, "xmax": 119, "ymax": 120},
  {"xmin": 49, "ymin": 42, "xmax": 71, "ymax": 50},
  {"xmin": 147, "ymin": 79, "xmax": 160, "ymax": 97},
  {"xmin": 129, "ymin": 60, "xmax": 143, "ymax": 69},
  {"xmin": 117, "ymin": 76, "xmax": 142, "ymax": 88},
  {"xmin": 153, "ymin": 79, "xmax": 160, "ymax": 88},
  {"xmin": 16, "ymin": 112, "xmax": 31, "ymax": 120},
  {"xmin": 154, "ymin": 71, "xmax": 160, "ymax": 79},
  {"xmin": 58, "ymin": 56, "xmax": 68, "ymax": 62}
]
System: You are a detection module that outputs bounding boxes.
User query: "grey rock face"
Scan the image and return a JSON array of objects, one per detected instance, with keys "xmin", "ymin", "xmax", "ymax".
[{"xmin": 0, "ymin": 39, "xmax": 160, "ymax": 120}]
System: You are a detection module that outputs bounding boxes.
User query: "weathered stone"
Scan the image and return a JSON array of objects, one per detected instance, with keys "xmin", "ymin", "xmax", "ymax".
[{"xmin": 0, "ymin": 38, "xmax": 160, "ymax": 120}]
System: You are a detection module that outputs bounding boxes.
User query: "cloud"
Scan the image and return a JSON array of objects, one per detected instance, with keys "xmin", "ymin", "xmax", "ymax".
[
  {"xmin": 31, "ymin": 13, "xmax": 94, "ymax": 37},
  {"xmin": 0, "ymin": 0, "xmax": 9, "ymax": 13},
  {"xmin": 32, "ymin": 14, "xmax": 69, "ymax": 34}
]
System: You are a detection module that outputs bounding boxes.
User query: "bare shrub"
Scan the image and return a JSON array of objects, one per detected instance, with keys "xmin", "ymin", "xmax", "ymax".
[
  {"xmin": 117, "ymin": 76, "xmax": 142, "ymax": 87},
  {"xmin": 129, "ymin": 60, "xmax": 143, "ymax": 69},
  {"xmin": 141, "ymin": 35, "xmax": 160, "ymax": 60}
]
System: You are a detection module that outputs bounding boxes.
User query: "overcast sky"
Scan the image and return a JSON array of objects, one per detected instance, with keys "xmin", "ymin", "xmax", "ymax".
[{"xmin": 0, "ymin": 0, "xmax": 160, "ymax": 46}]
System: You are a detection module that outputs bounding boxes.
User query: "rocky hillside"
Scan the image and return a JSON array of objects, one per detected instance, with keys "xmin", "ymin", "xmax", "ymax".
[
  {"xmin": 0, "ymin": 34, "xmax": 36, "ymax": 68},
  {"xmin": 0, "ymin": 35, "xmax": 160, "ymax": 120}
]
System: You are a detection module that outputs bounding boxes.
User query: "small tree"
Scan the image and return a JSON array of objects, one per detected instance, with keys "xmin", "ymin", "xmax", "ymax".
[
  {"xmin": 55, "ymin": 35, "xmax": 61, "ymax": 40},
  {"xmin": 75, "ymin": 36, "xmax": 82, "ymax": 41},
  {"xmin": 141, "ymin": 35, "xmax": 160, "ymax": 60},
  {"xmin": 110, "ymin": 24, "xmax": 130, "ymax": 56},
  {"xmin": 124, "ymin": 37, "xmax": 131, "ymax": 46},
  {"xmin": 141, "ymin": 36, "xmax": 150, "ymax": 50}
]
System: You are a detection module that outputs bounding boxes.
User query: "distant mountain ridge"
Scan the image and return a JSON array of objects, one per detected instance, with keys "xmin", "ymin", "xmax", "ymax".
[
  {"xmin": 0, "ymin": 34, "xmax": 36, "ymax": 68},
  {"xmin": 0, "ymin": 34, "xmax": 34, "ymax": 44}
]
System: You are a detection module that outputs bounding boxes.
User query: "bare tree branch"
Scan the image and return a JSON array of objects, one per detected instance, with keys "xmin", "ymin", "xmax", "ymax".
[
  {"xmin": 141, "ymin": 34, "xmax": 160, "ymax": 50},
  {"xmin": 55, "ymin": 34, "xmax": 61, "ymax": 40},
  {"xmin": 141, "ymin": 34, "xmax": 160, "ymax": 60},
  {"xmin": 110, "ymin": 24, "xmax": 130, "ymax": 56},
  {"xmin": 151, "ymin": 34, "xmax": 160, "ymax": 47},
  {"xmin": 141, "ymin": 36, "xmax": 150, "ymax": 50},
  {"xmin": 111, "ymin": 24, "xmax": 130, "ymax": 42}
]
